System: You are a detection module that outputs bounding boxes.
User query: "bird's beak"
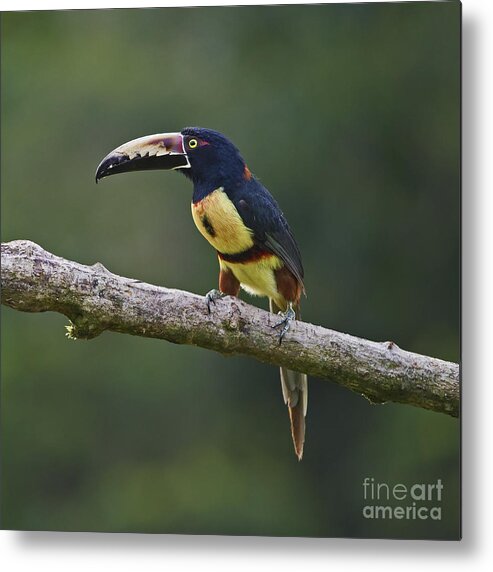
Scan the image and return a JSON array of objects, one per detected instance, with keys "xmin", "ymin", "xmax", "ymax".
[{"xmin": 95, "ymin": 132, "xmax": 190, "ymax": 183}]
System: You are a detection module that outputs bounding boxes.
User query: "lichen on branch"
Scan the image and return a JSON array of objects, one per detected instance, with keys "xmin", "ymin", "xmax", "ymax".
[{"xmin": 1, "ymin": 240, "xmax": 460, "ymax": 417}]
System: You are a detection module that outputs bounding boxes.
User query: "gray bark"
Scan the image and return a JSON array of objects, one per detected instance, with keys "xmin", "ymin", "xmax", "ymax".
[{"xmin": 1, "ymin": 240, "xmax": 460, "ymax": 417}]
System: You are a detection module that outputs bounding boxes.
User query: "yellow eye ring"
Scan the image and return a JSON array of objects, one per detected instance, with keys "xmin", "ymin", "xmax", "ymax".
[{"xmin": 188, "ymin": 138, "xmax": 198, "ymax": 149}]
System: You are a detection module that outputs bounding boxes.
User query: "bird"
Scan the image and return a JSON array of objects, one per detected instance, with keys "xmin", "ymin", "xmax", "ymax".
[{"xmin": 95, "ymin": 127, "xmax": 308, "ymax": 460}]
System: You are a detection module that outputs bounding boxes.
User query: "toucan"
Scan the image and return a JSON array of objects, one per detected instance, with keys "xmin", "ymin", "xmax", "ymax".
[{"xmin": 95, "ymin": 127, "xmax": 308, "ymax": 460}]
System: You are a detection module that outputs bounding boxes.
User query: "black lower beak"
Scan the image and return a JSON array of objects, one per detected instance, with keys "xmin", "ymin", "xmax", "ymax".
[{"xmin": 95, "ymin": 132, "xmax": 189, "ymax": 183}]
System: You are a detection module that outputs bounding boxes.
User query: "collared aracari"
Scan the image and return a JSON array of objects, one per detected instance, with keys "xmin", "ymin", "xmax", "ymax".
[{"xmin": 95, "ymin": 127, "xmax": 308, "ymax": 460}]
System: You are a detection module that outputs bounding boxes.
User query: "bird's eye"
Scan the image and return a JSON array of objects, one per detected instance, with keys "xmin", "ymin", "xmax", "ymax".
[{"xmin": 188, "ymin": 138, "xmax": 198, "ymax": 149}]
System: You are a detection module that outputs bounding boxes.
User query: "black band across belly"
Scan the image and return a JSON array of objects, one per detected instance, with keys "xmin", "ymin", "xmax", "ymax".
[{"xmin": 217, "ymin": 245, "xmax": 273, "ymax": 263}]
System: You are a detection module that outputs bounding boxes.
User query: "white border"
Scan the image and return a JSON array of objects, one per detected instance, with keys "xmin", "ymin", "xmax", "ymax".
[
  {"xmin": 2, "ymin": 0, "xmax": 493, "ymax": 570},
  {"xmin": 0, "ymin": 0, "xmax": 446, "ymax": 10}
]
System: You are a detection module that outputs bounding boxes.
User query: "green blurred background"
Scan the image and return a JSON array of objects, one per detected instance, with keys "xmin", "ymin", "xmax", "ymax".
[{"xmin": 1, "ymin": 3, "xmax": 460, "ymax": 539}]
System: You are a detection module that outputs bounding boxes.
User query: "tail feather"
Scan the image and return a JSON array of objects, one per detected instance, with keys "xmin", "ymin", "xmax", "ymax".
[{"xmin": 270, "ymin": 299, "xmax": 308, "ymax": 461}]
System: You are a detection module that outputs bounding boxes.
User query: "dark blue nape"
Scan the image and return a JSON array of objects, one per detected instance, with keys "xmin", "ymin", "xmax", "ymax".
[{"xmin": 180, "ymin": 127, "xmax": 247, "ymax": 202}]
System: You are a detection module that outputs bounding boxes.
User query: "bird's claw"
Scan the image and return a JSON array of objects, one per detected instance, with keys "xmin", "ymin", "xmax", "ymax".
[
  {"xmin": 272, "ymin": 304, "xmax": 296, "ymax": 344},
  {"xmin": 205, "ymin": 289, "xmax": 225, "ymax": 314}
]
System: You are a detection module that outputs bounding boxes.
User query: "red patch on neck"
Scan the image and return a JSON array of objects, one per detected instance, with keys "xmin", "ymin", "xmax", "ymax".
[{"xmin": 243, "ymin": 165, "xmax": 252, "ymax": 181}]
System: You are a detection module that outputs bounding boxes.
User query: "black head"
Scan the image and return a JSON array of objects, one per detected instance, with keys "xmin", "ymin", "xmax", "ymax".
[{"xmin": 180, "ymin": 127, "xmax": 246, "ymax": 187}]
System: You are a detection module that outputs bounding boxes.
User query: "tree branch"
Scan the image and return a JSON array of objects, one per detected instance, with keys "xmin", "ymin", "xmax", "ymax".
[{"xmin": 1, "ymin": 240, "xmax": 459, "ymax": 417}]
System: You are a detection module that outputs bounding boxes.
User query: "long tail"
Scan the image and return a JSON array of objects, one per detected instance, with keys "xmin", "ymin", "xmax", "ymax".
[{"xmin": 270, "ymin": 299, "xmax": 308, "ymax": 461}]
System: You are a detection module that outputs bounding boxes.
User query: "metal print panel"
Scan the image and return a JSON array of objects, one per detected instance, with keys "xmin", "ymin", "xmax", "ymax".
[{"xmin": 1, "ymin": 1, "xmax": 461, "ymax": 539}]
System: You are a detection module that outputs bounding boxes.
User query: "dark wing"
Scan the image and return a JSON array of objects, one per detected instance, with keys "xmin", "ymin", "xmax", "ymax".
[
  {"xmin": 263, "ymin": 231, "xmax": 305, "ymax": 290},
  {"xmin": 234, "ymin": 185, "xmax": 305, "ymax": 291}
]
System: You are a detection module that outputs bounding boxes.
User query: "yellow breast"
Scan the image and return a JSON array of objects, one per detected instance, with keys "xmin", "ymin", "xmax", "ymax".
[{"xmin": 191, "ymin": 188, "xmax": 254, "ymax": 254}]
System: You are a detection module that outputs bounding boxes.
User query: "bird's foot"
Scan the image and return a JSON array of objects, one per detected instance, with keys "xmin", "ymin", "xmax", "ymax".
[
  {"xmin": 205, "ymin": 289, "xmax": 225, "ymax": 314},
  {"xmin": 272, "ymin": 303, "xmax": 296, "ymax": 345}
]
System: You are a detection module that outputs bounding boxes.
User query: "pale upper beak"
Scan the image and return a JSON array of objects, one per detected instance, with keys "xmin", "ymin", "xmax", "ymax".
[{"xmin": 95, "ymin": 132, "xmax": 190, "ymax": 183}]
